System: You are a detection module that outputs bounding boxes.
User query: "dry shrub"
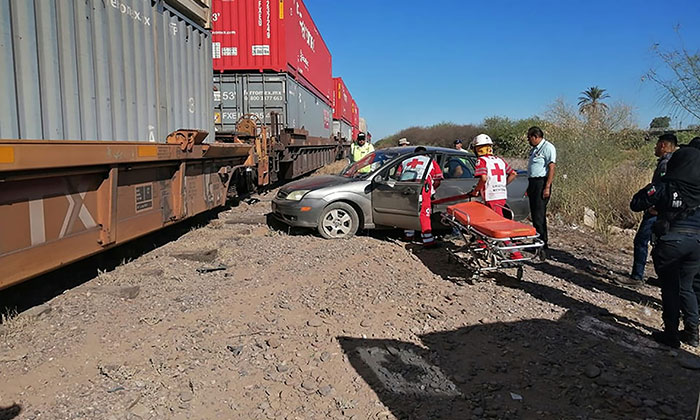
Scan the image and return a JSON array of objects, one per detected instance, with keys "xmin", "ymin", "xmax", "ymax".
[
  {"xmin": 1, "ymin": 308, "xmax": 31, "ymax": 340},
  {"xmin": 375, "ymin": 123, "xmax": 483, "ymax": 149},
  {"xmin": 543, "ymin": 99, "xmax": 656, "ymax": 234}
]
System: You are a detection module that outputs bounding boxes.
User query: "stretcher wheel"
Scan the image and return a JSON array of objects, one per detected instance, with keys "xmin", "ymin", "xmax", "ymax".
[{"xmin": 516, "ymin": 266, "xmax": 524, "ymax": 281}]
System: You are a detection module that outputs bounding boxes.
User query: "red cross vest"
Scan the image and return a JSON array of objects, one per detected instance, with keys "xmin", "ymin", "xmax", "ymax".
[
  {"xmin": 398, "ymin": 156, "xmax": 443, "ymax": 195},
  {"xmin": 475, "ymin": 155, "xmax": 509, "ymax": 201}
]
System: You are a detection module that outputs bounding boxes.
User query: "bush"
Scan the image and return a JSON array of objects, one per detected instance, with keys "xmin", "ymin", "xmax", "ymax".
[
  {"xmin": 483, "ymin": 116, "xmax": 544, "ymax": 157},
  {"xmin": 375, "ymin": 122, "xmax": 483, "ymax": 149},
  {"xmin": 376, "ymin": 98, "xmax": 665, "ymax": 236}
]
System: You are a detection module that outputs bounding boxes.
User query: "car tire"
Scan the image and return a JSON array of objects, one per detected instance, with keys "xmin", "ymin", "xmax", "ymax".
[{"xmin": 317, "ymin": 202, "xmax": 359, "ymax": 239}]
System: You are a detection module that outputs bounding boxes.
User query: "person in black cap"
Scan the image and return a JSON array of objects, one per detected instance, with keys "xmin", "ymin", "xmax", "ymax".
[
  {"xmin": 630, "ymin": 145, "xmax": 700, "ymax": 348},
  {"xmin": 454, "ymin": 139, "xmax": 468, "ymax": 153}
]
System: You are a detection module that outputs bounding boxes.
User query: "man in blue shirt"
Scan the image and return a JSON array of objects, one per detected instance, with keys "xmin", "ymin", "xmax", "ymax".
[{"xmin": 526, "ymin": 126, "xmax": 556, "ymax": 260}]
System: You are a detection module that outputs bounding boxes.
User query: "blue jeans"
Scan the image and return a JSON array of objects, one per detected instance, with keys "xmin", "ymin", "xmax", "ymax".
[{"xmin": 632, "ymin": 213, "xmax": 656, "ymax": 279}]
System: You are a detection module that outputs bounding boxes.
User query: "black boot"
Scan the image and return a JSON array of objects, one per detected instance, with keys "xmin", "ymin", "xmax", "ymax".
[
  {"xmin": 651, "ymin": 331, "xmax": 680, "ymax": 348},
  {"xmin": 679, "ymin": 326, "xmax": 700, "ymax": 347}
]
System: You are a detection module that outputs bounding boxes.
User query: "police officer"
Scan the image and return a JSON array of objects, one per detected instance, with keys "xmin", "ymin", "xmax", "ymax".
[
  {"xmin": 630, "ymin": 145, "xmax": 700, "ymax": 348},
  {"xmin": 350, "ymin": 132, "xmax": 375, "ymax": 173},
  {"xmin": 622, "ymin": 133, "xmax": 677, "ymax": 286}
]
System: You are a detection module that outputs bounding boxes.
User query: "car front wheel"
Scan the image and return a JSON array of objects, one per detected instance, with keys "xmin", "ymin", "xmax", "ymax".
[{"xmin": 317, "ymin": 202, "xmax": 359, "ymax": 239}]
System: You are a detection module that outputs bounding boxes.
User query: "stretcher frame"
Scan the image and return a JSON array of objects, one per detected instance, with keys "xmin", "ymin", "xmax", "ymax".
[{"xmin": 441, "ymin": 203, "xmax": 545, "ymax": 281}]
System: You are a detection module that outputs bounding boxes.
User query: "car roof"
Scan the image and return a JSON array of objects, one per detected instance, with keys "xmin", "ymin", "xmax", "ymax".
[{"xmin": 381, "ymin": 146, "xmax": 476, "ymax": 156}]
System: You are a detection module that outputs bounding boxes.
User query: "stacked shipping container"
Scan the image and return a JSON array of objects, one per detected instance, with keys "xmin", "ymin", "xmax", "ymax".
[
  {"xmin": 0, "ymin": 0, "xmax": 213, "ymax": 143},
  {"xmin": 331, "ymin": 77, "xmax": 357, "ymax": 142},
  {"xmin": 212, "ymin": 0, "xmax": 335, "ymax": 138},
  {"xmin": 212, "ymin": 0, "xmax": 364, "ymax": 142}
]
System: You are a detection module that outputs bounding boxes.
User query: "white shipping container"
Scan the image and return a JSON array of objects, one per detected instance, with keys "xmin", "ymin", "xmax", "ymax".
[{"xmin": 0, "ymin": 0, "xmax": 213, "ymax": 143}]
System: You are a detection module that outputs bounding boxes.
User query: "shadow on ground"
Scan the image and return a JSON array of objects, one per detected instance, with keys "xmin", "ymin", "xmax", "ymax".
[
  {"xmin": 339, "ymin": 310, "xmax": 699, "ymax": 419},
  {"xmin": 0, "ymin": 404, "xmax": 21, "ymax": 420}
]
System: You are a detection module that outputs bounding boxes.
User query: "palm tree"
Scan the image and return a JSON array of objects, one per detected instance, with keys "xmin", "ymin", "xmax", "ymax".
[{"xmin": 578, "ymin": 86, "xmax": 610, "ymax": 115}]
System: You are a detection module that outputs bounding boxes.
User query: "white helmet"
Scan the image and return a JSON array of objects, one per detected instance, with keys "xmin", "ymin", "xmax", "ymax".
[
  {"xmin": 472, "ymin": 134, "xmax": 493, "ymax": 147},
  {"xmin": 398, "ymin": 138, "xmax": 409, "ymax": 146}
]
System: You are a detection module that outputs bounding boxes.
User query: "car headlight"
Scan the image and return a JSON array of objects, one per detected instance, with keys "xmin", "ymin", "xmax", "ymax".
[{"xmin": 285, "ymin": 190, "xmax": 310, "ymax": 201}]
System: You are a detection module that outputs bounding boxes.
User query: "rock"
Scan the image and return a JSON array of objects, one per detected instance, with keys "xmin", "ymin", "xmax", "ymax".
[
  {"xmin": 453, "ymin": 374, "xmax": 467, "ymax": 385},
  {"xmin": 307, "ymin": 319, "xmax": 323, "ymax": 327},
  {"xmin": 227, "ymin": 345, "xmax": 243, "ymax": 356},
  {"xmin": 360, "ymin": 320, "xmax": 370, "ymax": 328},
  {"xmin": 658, "ymin": 405, "xmax": 675, "ymax": 416},
  {"xmin": 510, "ymin": 392, "xmax": 523, "ymax": 401},
  {"xmin": 624, "ymin": 396, "xmax": 642, "ymax": 408},
  {"xmin": 679, "ymin": 357, "xmax": 700, "ymax": 370},
  {"xmin": 318, "ymin": 385, "xmax": 333, "ymax": 396},
  {"xmin": 474, "ymin": 407, "xmax": 485, "ymax": 416},
  {"xmin": 584, "ymin": 364, "xmax": 601, "ymax": 378},
  {"xmin": 276, "ymin": 364, "xmax": 289, "ymax": 373},
  {"xmin": 386, "ymin": 346, "xmax": 400, "ymax": 356},
  {"xmin": 267, "ymin": 337, "xmax": 281, "ymax": 349},
  {"xmin": 301, "ymin": 380, "xmax": 316, "ymax": 391},
  {"xmin": 179, "ymin": 390, "xmax": 194, "ymax": 402},
  {"xmin": 23, "ymin": 304, "xmax": 52, "ymax": 319},
  {"xmin": 643, "ymin": 399, "xmax": 657, "ymax": 408},
  {"xmin": 117, "ymin": 286, "xmax": 141, "ymax": 300},
  {"xmin": 130, "ymin": 403, "xmax": 150, "ymax": 418},
  {"xmin": 320, "ymin": 352, "xmax": 331, "ymax": 362},
  {"xmin": 583, "ymin": 207, "xmax": 596, "ymax": 228}
]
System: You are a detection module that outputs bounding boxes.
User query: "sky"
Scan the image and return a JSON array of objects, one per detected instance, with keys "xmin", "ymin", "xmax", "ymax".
[{"xmin": 305, "ymin": 0, "xmax": 700, "ymax": 139}]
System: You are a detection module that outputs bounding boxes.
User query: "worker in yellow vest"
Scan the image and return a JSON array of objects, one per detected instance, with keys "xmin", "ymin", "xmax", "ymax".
[{"xmin": 350, "ymin": 132, "xmax": 375, "ymax": 173}]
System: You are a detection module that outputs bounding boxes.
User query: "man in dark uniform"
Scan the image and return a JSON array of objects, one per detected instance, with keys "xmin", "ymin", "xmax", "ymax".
[
  {"xmin": 630, "ymin": 145, "xmax": 700, "ymax": 348},
  {"xmin": 621, "ymin": 133, "xmax": 677, "ymax": 286}
]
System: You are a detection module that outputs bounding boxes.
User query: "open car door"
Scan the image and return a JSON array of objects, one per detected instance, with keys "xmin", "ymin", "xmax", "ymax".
[{"xmin": 371, "ymin": 152, "xmax": 438, "ymax": 230}]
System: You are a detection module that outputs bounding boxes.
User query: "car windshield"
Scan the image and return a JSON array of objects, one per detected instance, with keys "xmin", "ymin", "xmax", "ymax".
[{"xmin": 341, "ymin": 150, "xmax": 401, "ymax": 178}]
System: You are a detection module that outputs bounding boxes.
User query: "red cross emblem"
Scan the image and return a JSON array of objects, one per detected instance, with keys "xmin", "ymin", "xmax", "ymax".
[
  {"xmin": 405, "ymin": 158, "xmax": 423, "ymax": 169},
  {"xmin": 491, "ymin": 163, "xmax": 505, "ymax": 182}
]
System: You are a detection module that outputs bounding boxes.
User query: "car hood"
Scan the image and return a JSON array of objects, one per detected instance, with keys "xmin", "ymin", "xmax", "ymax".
[{"xmin": 278, "ymin": 175, "xmax": 354, "ymax": 195}]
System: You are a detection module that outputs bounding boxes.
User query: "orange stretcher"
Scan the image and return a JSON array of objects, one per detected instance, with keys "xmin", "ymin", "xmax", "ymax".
[{"xmin": 442, "ymin": 201, "xmax": 544, "ymax": 280}]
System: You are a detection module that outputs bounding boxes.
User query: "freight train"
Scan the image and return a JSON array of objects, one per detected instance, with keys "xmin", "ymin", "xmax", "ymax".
[
  {"xmin": 0, "ymin": 0, "xmax": 367, "ymax": 290},
  {"xmin": 211, "ymin": 0, "xmax": 365, "ymax": 190}
]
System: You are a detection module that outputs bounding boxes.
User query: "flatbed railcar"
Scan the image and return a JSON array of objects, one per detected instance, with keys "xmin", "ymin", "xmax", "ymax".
[{"xmin": 0, "ymin": 0, "xmax": 254, "ymax": 290}]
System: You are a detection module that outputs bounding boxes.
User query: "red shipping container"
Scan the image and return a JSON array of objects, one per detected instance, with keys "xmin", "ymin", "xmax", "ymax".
[
  {"xmin": 332, "ymin": 78, "xmax": 354, "ymax": 125},
  {"xmin": 350, "ymin": 99, "xmax": 359, "ymax": 139},
  {"xmin": 212, "ymin": 0, "xmax": 332, "ymax": 105}
]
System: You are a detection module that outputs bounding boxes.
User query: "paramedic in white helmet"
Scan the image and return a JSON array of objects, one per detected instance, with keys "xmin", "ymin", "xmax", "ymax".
[{"xmin": 468, "ymin": 134, "xmax": 517, "ymax": 216}]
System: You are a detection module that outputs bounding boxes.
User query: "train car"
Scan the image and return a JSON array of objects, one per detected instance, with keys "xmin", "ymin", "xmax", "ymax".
[
  {"xmin": 331, "ymin": 77, "xmax": 354, "ymax": 143},
  {"xmin": 211, "ymin": 0, "xmax": 341, "ymax": 186},
  {"xmin": 351, "ymin": 99, "xmax": 360, "ymax": 141},
  {"xmin": 0, "ymin": 0, "xmax": 252, "ymax": 290}
]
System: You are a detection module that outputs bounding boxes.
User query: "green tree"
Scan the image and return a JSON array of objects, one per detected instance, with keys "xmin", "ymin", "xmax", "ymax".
[
  {"xmin": 577, "ymin": 86, "xmax": 610, "ymax": 116},
  {"xmin": 649, "ymin": 116, "xmax": 671, "ymax": 129}
]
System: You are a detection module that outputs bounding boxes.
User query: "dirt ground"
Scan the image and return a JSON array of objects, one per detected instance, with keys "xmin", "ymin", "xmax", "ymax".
[{"xmin": 1, "ymin": 181, "xmax": 700, "ymax": 419}]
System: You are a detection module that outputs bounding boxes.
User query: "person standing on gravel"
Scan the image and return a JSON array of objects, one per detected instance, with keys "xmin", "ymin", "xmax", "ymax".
[
  {"xmin": 623, "ymin": 133, "xmax": 677, "ymax": 286},
  {"xmin": 526, "ymin": 126, "xmax": 556, "ymax": 261},
  {"xmin": 399, "ymin": 147, "xmax": 444, "ymax": 247},
  {"xmin": 630, "ymin": 145, "xmax": 700, "ymax": 348},
  {"xmin": 350, "ymin": 132, "xmax": 374, "ymax": 173}
]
